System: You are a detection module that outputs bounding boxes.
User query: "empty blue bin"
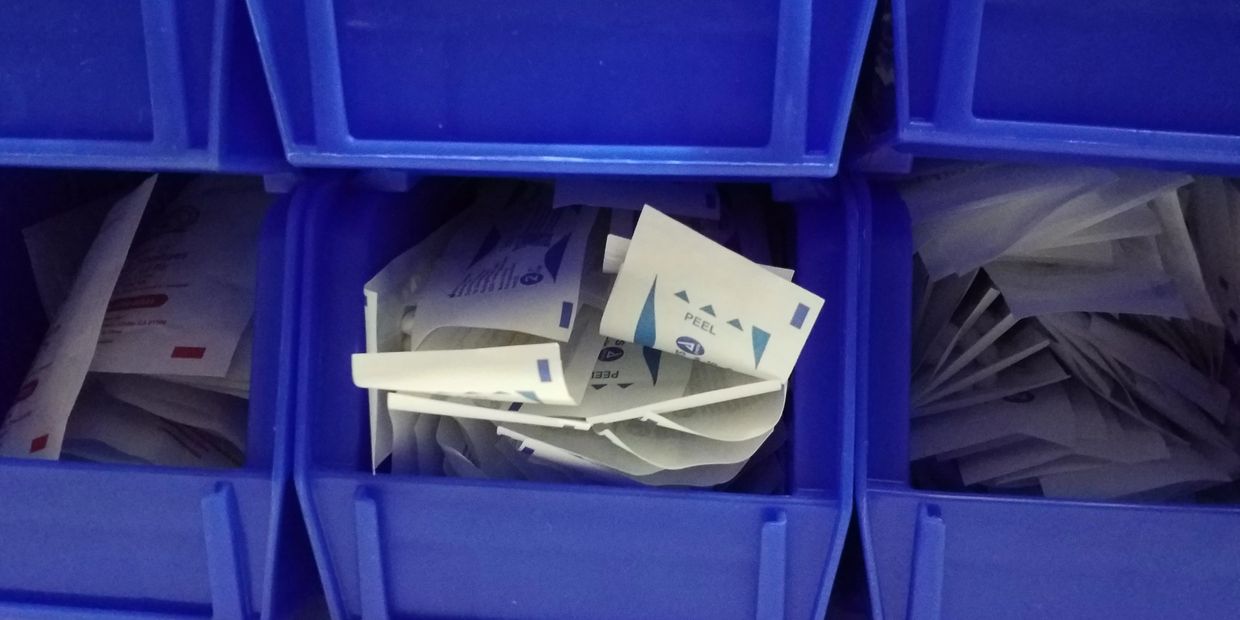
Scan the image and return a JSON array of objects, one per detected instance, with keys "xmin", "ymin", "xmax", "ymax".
[
  {"xmin": 0, "ymin": 170, "xmax": 315, "ymax": 618},
  {"xmin": 888, "ymin": 0, "xmax": 1240, "ymax": 172},
  {"xmin": 244, "ymin": 0, "xmax": 876, "ymax": 177},
  {"xmin": 288, "ymin": 173, "xmax": 859, "ymax": 619},
  {"xmin": 0, "ymin": 1, "xmax": 285, "ymax": 172},
  {"xmin": 855, "ymin": 180, "xmax": 1240, "ymax": 620}
]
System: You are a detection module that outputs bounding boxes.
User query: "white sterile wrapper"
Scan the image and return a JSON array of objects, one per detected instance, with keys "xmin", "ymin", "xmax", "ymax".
[
  {"xmin": 601, "ymin": 207, "xmax": 822, "ymax": 383},
  {"xmin": 0, "ymin": 177, "xmax": 156, "ymax": 460},
  {"xmin": 92, "ymin": 176, "xmax": 269, "ymax": 378}
]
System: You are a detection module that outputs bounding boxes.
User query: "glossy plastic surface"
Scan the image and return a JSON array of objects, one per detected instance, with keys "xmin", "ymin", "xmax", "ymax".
[
  {"xmin": 856, "ymin": 181, "xmax": 1240, "ymax": 620},
  {"xmin": 290, "ymin": 174, "xmax": 858, "ymax": 619},
  {"xmin": 245, "ymin": 0, "xmax": 876, "ymax": 177},
  {"xmin": 0, "ymin": 171, "xmax": 312, "ymax": 618},
  {"xmin": 891, "ymin": 0, "xmax": 1240, "ymax": 172},
  {"xmin": 0, "ymin": 1, "xmax": 285, "ymax": 172}
]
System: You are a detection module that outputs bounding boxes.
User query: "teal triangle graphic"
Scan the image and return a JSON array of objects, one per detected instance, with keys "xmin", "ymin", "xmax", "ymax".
[
  {"xmin": 752, "ymin": 327, "xmax": 771, "ymax": 368},
  {"xmin": 634, "ymin": 278, "xmax": 658, "ymax": 347},
  {"xmin": 674, "ymin": 290, "xmax": 690, "ymax": 303},
  {"xmin": 700, "ymin": 304, "xmax": 715, "ymax": 316},
  {"xmin": 618, "ymin": 383, "xmax": 633, "ymax": 389},
  {"xmin": 728, "ymin": 318, "xmax": 743, "ymax": 330},
  {"xmin": 642, "ymin": 346, "xmax": 662, "ymax": 385},
  {"xmin": 592, "ymin": 384, "xmax": 606, "ymax": 390}
]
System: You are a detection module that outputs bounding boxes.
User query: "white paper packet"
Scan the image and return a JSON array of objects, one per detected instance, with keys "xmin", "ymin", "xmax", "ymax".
[
  {"xmin": 601, "ymin": 207, "xmax": 822, "ymax": 382},
  {"xmin": 353, "ymin": 186, "xmax": 605, "ymax": 407},
  {"xmin": 92, "ymin": 176, "xmax": 268, "ymax": 378},
  {"xmin": 495, "ymin": 424, "xmax": 749, "ymax": 487},
  {"xmin": 910, "ymin": 382, "xmax": 1077, "ymax": 460},
  {"xmin": 1009, "ymin": 170, "xmax": 1192, "ymax": 253},
  {"xmin": 95, "ymin": 374, "xmax": 247, "ymax": 450},
  {"xmin": 1039, "ymin": 445, "xmax": 1231, "ymax": 501},
  {"xmin": 63, "ymin": 382, "xmax": 241, "ymax": 469},
  {"xmin": 915, "ymin": 351, "xmax": 1068, "ymax": 416},
  {"xmin": 0, "ymin": 177, "xmax": 156, "ymax": 460},
  {"xmin": 22, "ymin": 196, "xmax": 112, "ymax": 316},
  {"xmin": 985, "ymin": 240, "xmax": 1190, "ymax": 319},
  {"xmin": 1151, "ymin": 192, "xmax": 1222, "ymax": 325}
]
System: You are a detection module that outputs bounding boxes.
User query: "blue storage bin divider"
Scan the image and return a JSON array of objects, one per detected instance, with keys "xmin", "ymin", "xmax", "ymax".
[
  {"xmin": 0, "ymin": 0, "xmax": 285, "ymax": 173},
  {"xmin": 0, "ymin": 170, "xmax": 314, "ymax": 618},
  {"xmin": 288, "ymin": 173, "xmax": 859, "ymax": 619},
  {"xmin": 244, "ymin": 0, "xmax": 876, "ymax": 177},
  {"xmin": 855, "ymin": 180, "xmax": 1240, "ymax": 620},
  {"xmin": 889, "ymin": 0, "xmax": 1240, "ymax": 172}
]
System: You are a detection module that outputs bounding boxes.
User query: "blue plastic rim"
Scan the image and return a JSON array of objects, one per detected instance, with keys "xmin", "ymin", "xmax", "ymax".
[
  {"xmin": 889, "ymin": 0, "xmax": 1240, "ymax": 172},
  {"xmin": 0, "ymin": 0, "xmax": 285, "ymax": 173},
  {"xmin": 0, "ymin": 171, "xmax": 314, "ymax": 618},
  {"xmin": 855, "ymin": 179, "xmax": 1240, "ymax": 620},
  {"xmin": 288, "ymin": 173, "xmax": 858, "ymax": 619},
  {"xmin": 244, "ymin": 0, "xmax": 876, "ymax": 177}
]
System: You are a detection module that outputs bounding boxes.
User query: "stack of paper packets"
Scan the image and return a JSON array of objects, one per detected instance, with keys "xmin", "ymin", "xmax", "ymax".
[
  {"xmin": 353, "ymin": 180, "xmax": 823, "ymax": 488},
  {"xmin": 906, "ymin": 164, "xmax": 1240, "ymax": 502}
]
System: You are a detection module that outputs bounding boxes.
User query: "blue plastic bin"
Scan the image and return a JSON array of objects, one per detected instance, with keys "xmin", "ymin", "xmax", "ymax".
[
  {"xmin": 289, "ymin": 173, "xmax": 858, "ymax": 619},
  {"xmin": 0, "ymin": 170, "xmax": 315, "ymax": 618},
  {"xmin": 855, "ymin": 180, "xmax": 1240, "ymax": 620},
  {"xmin": 888, "ymin": 0, "xmax": 1240, "ymax": 172},
  {"xmin": 244, "ymin": 0, "xmax": 876, "ymax": 177},
  {"xmin": 0, "ymin": 1, "xmax": 285, "ymax": 172}
]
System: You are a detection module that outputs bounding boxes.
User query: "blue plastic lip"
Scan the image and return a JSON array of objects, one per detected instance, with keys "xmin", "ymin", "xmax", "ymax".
[
  {"xmin": 888, "ymin": 0, "xmax": 1240, "ymax": 173},
  {"xmin": 287, "ymin": 174, "xmax": 856, "ymax": 619},
  {"xmin": 246, "ymin": 0, "xmax": 881, "ymax": 178},
  {"xmin": 853, "ymin": 176, "xmax": 1240, "ymax": 620},
  {"xmin": 286, "ymin": 148, "xmax": 840, "ymax": 178},
  {"xmin": 0, "ymin": 0, "xmax": 286, "ymax": 174}
]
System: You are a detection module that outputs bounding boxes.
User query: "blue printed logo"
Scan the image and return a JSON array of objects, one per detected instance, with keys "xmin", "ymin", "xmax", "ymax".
[
  {"xmin": 519, "ymin": 272, "xmax": 544, "ymax": 286},
  {"xmin": 599, "ymin": 346, "xmax": 625, "ymax": 362},
  {"xmin": 676, "ymin": 336, "xmax": 705, "ymax": 356}
]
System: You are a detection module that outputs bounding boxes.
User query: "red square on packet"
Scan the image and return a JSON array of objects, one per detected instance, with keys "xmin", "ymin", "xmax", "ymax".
[{"xmin": 171, "ymin": 346, "xmax": 206, "ymax": 359}]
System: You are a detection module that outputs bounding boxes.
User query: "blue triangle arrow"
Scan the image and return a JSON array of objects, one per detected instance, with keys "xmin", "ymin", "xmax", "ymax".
[
  {"xmin": 674, "ymin": 290, "xmax": 690, "ymax": 303},
  {"xmin": 728, "ymin": 318, "xmax": 743, "ymax": 330},
  {"xmin": 752, "ymin": 327, "xmax": 771, "ymax": 368},
  {"xmin": 700, "ymin": 304, "xmax": 715, "ymax": 316}
]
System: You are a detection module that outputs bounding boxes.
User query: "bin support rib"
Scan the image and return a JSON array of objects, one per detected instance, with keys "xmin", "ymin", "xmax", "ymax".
[
  {"xmin": 907, "ymin": 504, "xmax": 945, "ymax": 620},
  {"xmin": 203, "ymin": 482, "xmax": 252, "ymax": 620},
  {"xmin": 355, "ymin": 487, "xmax": 390, "ymax": 620},
  {"xmin": 140, "ymin": 0, "xmax": 190, "ymax": 149},
  {"xmin": 756, "ymin": 509, "xmax": 789, "ymax": 619}
]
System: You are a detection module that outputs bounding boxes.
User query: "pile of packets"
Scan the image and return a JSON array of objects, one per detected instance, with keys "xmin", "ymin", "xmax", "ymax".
[
  {"xmin": 353, "ymin": 180, "xmax": 823, "ymax": 488},
  {"xmin": 906, "ymin": 164, "xmax": 1240, "ymax": 502},
  {"xmin": 0, "ymin": 175, "xmax": 268, "ymax": 469}
]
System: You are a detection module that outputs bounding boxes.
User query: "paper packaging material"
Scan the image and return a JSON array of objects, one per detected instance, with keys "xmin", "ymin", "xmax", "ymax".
[
  {"xmin": 92, "ymin": 176, "xmax": 269, "ymax": 378},
  {"xmin": 554, "ymin": 179, "xmax": 721, "ymax": 221},
  {"xmin": 910, "ymin": 383, "xmax": 1077, "ymax": 461},
  {"xmin": 360, "ymin": 184, "xmax": 816, "ymax": 489},
  {"xmin": 601, "ymin": 206, "xmax": 823, "ymax": 383},
  {"xmin": 907, "ymin": 170, "xmax": 1240, "ymax": 503},
  {"xmin": 0, "ymin": 176, "xmax": 156, "ymax": 460},
  {"xmin": 385, "ymin": 339, "xmax": 786, "ymax": 435},
  {"xmin": 63, "ymin": 383, "xmax": 242, "ymax": 469},
  {"xmin": 353, "ymin": 186, "xmax": 605, "ymax": 406},
  {"xmin": 22, "ymin": 196, "xmax": 113, "ymax": 317},
  {"xmin": 96, "ymin": 374, "xmax": 247, "ymax": 450}
]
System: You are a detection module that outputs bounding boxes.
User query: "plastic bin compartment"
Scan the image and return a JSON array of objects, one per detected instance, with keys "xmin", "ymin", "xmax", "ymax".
[
  {"xmin": 889, "ymin": 0, "xmax": 1240, "ymax": 171},
  {"xmin": 0, "ymin": 0, "xmax": 285, "ymax": 172},
  {"xmin": 290, "ymin": 174, "xmax": 859, "ymax": 619},
  {"xmin": 0, "ymin": 170, "xmax": 312, "ymax": 618},
  {"xmin": 244, "ymin": 0, "xmax": 876, "ymax": 177},
  {"xmin": 855, "ymin": 181, "xmax": 1240, "ymax": 620}
]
